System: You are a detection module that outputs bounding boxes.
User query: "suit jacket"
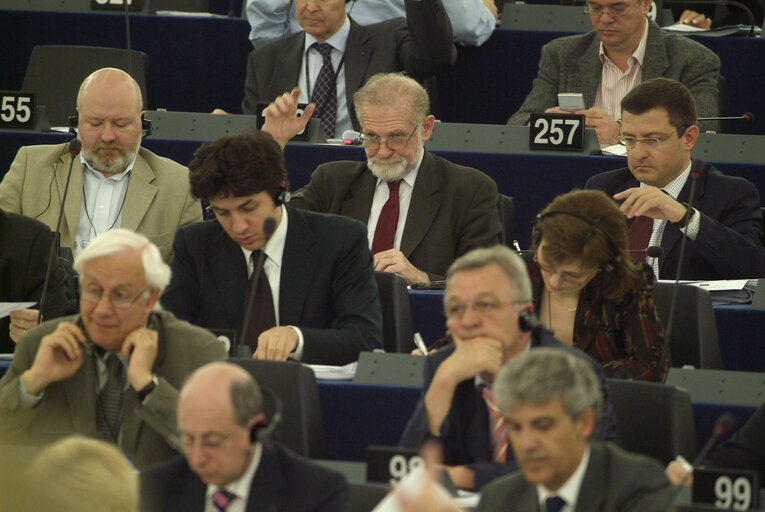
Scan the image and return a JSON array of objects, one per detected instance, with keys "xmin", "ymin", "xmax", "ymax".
[
  {"xmin": 0, "ymin": 209, "xmax": 75, "ymax": 353},
  {"xmin": 706, "ymin": 401, "xmax": 765, "ymax": 482},
  {"xmin": 241, "ymin": 0, "xmax": 457, "ymax": 130},
  {"xmin": 290, "ymin": 151, "xmax": 502, "ymax": 281},
  {"xmin": 0, "ymin": 142, "xmax": 202, "ymax": 262},
  {"xmin": 161, "ymin": 206, "xmax": 382, "ymax": 365},
  {"xmin": 477, "ymin": 442, "xmax": 673, "ymax": 512},
  {"xmin": 398, "ymin": 329, "xmax": 620, "ymax": 490},
  {"xmin": 0, "ymin": 311, "xmax": 227, "ymax": 469},
  {"xmin": 585, "ymin": 164, "xmax": 765, "ymax": 280},
  {"xmin": 140, "ymin": 441, "xmax": 349, "ymax": 512},
  {"xmin": 507, "ymin": 20, "xmax": 720, "ymax": 133}
]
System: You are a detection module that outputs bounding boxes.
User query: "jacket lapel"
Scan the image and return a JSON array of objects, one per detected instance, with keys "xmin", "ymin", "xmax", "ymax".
[
  {"xmin": 340, "ymin": 167, "xmax": 377, "ymax": 223},
  {"xmin": 401, "ymin": 152, "xmax": 440, "ymax": 258},
  {"xmin": 574, "ymin": 444, "xmax": 605, "ymax": 512},
  {"xmin": 120, "ymin": 150, "xmax": 158, "ymax": 232},
  {"xmin": 62, "ymin": 348, "xmax": 98, "ymax": 435},
  {"xmin": 274, "ymin": 34, "xmax": 306, "ymax": 97},
  {"xmin": 57, "ymin": 150, "xmax": 84, "ymax": 246},
  {"xmin": 208, "ymin": 224, "xmax": 250, "ymax": 328},
  {"xmin": 641, "ymin": 21, "xmax": 671, "ymax": 80},
  {"xmin": 279, "ymin": 207, "xmax": 318, "ymax": 325},
  {"xmin": 247, "ymin": 442, "xmax": 286, "ymax": 511},
  {"xmin": 659, "ymin": 166, "xmax": 707, "ymax": 272},
  {"xmin": 572, "ymin": 34, "xmax": 603, "ymax": 108}
]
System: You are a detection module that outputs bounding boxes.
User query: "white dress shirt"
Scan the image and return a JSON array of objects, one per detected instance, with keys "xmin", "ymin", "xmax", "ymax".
[
  {"xmin": 204, "ymin": 443, "xmax": 263, "ymax": 512},
  {"xmin": 536, "ymin": 447, "xmax": 591, "ymax": 512}
]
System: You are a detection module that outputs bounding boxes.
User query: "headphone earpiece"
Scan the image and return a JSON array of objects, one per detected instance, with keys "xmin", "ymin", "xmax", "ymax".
[
  {"xmin": 67, "ymin": 114, "xmax": 152, "ymax": 137},
  {"xmin": 141, "ymin": 114, "xmax": 153, "ymax": 137},
  {"xmin": 68, "ymin": 115, "xmax": 78, "ymax": 136},
  {"xmin": 274, "ymin": 186, "xmax": 291, "ymax": 206},
  {"xmin": 518, "ymin": 309, "xmax": 540, "ymax": 332}
]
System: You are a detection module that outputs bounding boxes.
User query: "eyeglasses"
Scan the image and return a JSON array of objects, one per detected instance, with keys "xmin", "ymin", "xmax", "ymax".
[
  {"xmin": 445, "ymin": 298, "xmax": 521, "ymax": 319},
  {"xmin": 80, "ymin": 284, "xmax": 148, "ymax": 309},
  {"xmin": 616, "ymin": 132, "xmax": 678, "ymax": 150},
  {"xmin": 534, "ymin": 255, "xmax": 595, "ymax": 284},
  {"xmin": 295, "ymin": 0, "xmax": 338, "ymax": 4},
  {"xmin": 362, "ymin": 123, "xmax": 420, "ymax": 150},
  {"xmin": 584, "ymin": 1, "xmax": 640, "ymax": 17}
]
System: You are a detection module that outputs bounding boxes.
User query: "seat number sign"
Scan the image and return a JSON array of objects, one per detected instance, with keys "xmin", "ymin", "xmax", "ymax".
[
  {"xmin": 529, "ymin": 113, "xmax": 585, "ymax": 151},
  {"xmin": 0, "ymin": 92, "xmax": 35, "ymax": 129}
]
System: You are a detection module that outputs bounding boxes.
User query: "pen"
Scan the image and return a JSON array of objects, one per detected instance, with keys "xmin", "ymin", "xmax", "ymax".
[
  {"xmin": 675, "ymin": 455, "xmax": 693, "ymax": 474},
  {"xmin": 413, "ymin": 332, "xmax": 428, "ymax": 354}
]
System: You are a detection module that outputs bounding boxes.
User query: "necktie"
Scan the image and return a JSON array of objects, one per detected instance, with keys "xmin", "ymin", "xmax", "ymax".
[
  {"xmin": 545, "ymin": 496, "xmax": 567, "ymax": 512},
  {"xmin": 243, "ymin": 251, "xmax": 276, "ymax": 351},
  {"xmin": 212, "ymin": 489, "xmax": 237, "ymax": 512},
  {"xmin": 97, "ymin": 354, "xmax": 124, "ymax": 444},
  {"xmin": 311, "ymin": 42, "xmax": 337, "ymax": 138},
  {"xmin": 371, "ymin": 180, "xmax": 402, "ymax": 255},
  {"xmin": 628, "ymin": 215, "xmax": 653, "ymax": 262},
  {"xmin": 481, "ymin": 386, "xmax": 509, "ymax": 462}
]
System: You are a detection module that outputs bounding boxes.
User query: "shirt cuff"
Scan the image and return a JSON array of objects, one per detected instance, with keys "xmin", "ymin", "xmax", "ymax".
[
  {"xmin": 679, "ymin": 207, "xmax": 700, "ymax": 240},
  {"xmin": 288, "ymin": 326, "xmax": 305, "ymax": 361},
  {"xmin": 18, "ymin": 377, "xmax": 44, "ymax": 409}
]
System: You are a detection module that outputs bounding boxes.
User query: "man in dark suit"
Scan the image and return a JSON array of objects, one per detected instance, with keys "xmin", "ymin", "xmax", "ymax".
[
  {"xmin": 160, "ymin": 129, "xmax": 382, "ymax": 365},
  {"xmin": 140, "ymin": 362, "xmax": 348, "ymax": 512},
  {"xmin": 241, "ymin": 0, "xmax": 456, "ymax": 137},
  {"xmin": 265, "ymin": 73, "xmax": 501, "ymax": 284},
  {"xmin": 0, "ymin": 208, "xmax": 74, "ymax": 353},
  {"xmin": 398, "ymin": 245, "xmax": 618, "ymax": 491},
  {"xmin": 475, "ymin": 348, "xmax": 672, "ymax": 512},
  {"xmin": 585, "ymin": 78, "xmax": 764, "ymax": 280}
]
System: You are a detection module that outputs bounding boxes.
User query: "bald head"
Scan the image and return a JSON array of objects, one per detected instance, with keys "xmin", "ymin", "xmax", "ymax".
[{"xmin": 77, "ymin": 67, "xmax": 142, "ymax": 113}]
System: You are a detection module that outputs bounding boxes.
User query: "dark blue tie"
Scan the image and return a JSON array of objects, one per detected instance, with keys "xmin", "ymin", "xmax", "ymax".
[
  {"xmin": 545, "ymin": 496, "xmax": 567, "ymax": 512},
  {"xmin": 310, "ymin": 42, "xmax": 337, "ymax": 138}
]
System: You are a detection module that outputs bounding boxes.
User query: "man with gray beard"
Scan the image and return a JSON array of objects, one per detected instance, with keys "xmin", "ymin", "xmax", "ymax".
[{"xmin": 266, "ymin": 73, "xmax": 501, "ymax": 284}]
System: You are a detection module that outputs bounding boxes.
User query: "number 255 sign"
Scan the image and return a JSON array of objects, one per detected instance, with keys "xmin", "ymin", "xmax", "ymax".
[{"xmin": 529, "ymin": 113, "xmax": 585, "ymax": 152}]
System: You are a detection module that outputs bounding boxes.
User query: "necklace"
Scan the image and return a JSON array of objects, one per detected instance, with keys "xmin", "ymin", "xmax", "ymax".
[{"xmin": 547, "ymin": 289, "xmax": 579, "ymax": 330}]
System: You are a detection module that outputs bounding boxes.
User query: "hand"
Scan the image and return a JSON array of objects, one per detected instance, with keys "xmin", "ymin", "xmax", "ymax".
[
  {"xmin": 576, "ymin": 107, "xmax": 620, "ymax": 145},
  {"xmin": 396, "ymin": 441, "xmax": 464, "ymax": 512},
  {"xmin": 121, "ymin": 328, "xmax": 159, "ymax": 390},
  {"xmin": 482, "ymin": 0, "xmax": 498, "ymax": 19},
  {"xmin": 374, "ymin": 249, "xmax": 430, "ymax": 286},
  {"xmin": 679, "ymin": 9, "xmax": 712, "ymax": 28},
  {"xmin": 613, "ymin": 187, "xmax": 689, "ymax": 223},
  {"xmin": 22, "ymin": 321, "xmax": 86, "ymax": 395},
  {"xmin": 211, "ymin": 108, "xmax": 229, "ymax": 114},
  {"xmin": 544, "ymin": 106, "xmax": 569, "ymax": 115},
  {"xmin": 442, "ymin": 334, "xmax": 503, "ymax": 383},
  {"xmin": 9, "ymin": 308, "xmax": 40, "ymax": 343},
  {"xmin": 445, "ymin": 465, "xmax": 476, "ymax": 491},
  {"xmin": 253, "ymin": 326, "xmax": 299, "ymax": 361},
  {"xmin": 666, "ymin": 460, "xmax": 694, "ymax": 485},
  {"xmin": 262, "ymin": 87, "xmax": 316, "ymax": 149}
]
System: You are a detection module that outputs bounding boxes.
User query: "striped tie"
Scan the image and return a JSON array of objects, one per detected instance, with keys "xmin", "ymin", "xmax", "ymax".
[
  {"xmin": 482, "ymin": 386, "xmax": 509, "ymax": 462},
  {"xmin": 212, "ymin": 489, "xmax": 237, "ymax": 512}
]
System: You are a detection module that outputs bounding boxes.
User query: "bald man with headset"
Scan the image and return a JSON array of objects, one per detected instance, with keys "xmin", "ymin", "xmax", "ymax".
[{"xmin": 140, "ymin": 362, "xmax": 348, "ymax": 512}]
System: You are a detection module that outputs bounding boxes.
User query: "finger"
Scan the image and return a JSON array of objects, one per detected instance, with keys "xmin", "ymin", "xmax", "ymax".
[
  {"xmin": 299, "ymin": 102, "xmax": 316, "ymax": 126},
  {"xmin": 290, "ymin": 86, "xmax": 301, "ymax": 102}
]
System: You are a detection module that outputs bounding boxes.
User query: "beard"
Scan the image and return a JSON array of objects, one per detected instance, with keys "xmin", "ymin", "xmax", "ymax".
[
  {"xmin": 81, "ymin": 142, "xmax": 139, "ymax": 176},
  {"xmin": 367, "ymin": 143, "xmax": 424, "ymax": 182}
]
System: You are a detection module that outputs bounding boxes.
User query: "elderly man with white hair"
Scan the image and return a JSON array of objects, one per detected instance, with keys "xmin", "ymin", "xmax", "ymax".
[{"xmin": 0, "ymin": 229, "xmax": 227, "ymax": 469}]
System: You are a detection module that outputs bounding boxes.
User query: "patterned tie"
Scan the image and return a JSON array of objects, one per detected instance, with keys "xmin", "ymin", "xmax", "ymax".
[
  {"xmin": 310, "ymin": 42, "xmax": 337, "ymax": 138},
  {"xmin": 212, "ymin": 489, "xmax": 237, "ymax": 512},
  {"xmin": 545, "ymin": 496, "xmax": 567, "ymax": 512},
  {"xmin": 627, "ymin": 215, "xmax": 653, "ymax": 262},
  {"xmin": 97, "ymin": 353, "xmax": 124, "ymax": 444},
  {"xmin": 482, "ymin": 386, "xmax": 509, "ymax": 462},
  {"xmin": 371, "ymin": 180, "xmax": 402, "ymax": 255},
  {"xmin": 243, "ymin": 251, "xmax": 277, "ymax": 351}
]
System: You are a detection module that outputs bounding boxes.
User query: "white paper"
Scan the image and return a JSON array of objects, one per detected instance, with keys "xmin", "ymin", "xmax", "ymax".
[
  {"xmin": 0, "ymin": 303, "xmax": 37, "ymax": 320},
  {"xmin": 307, "ymin": 361, "xmax": 358, "ymax": 380}
]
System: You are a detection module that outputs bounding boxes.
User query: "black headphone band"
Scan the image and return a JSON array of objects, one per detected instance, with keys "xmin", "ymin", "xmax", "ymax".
[{"xmin": 68, "ymin": 114, "xmax": 152, "ymax": 137}]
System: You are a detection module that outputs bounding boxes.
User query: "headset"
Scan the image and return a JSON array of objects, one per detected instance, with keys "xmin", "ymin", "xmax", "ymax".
[
  {"xmin": 517, "ymin": 308, "xmax": 540, "ymax": 332},
  {"xmin": 531, "ymin": 209, "xmax": 622, "ymax": 273},
  {"xmin": 249, "ymin": 385, "xmax": 283, "ymax": 444},
  {"xmin": 68, "ymin": 114, "xmax": 153, "ymax": 138},
  {"xmin": 203, "ymin": 186, "xmax": 291, "ymax": 219}
]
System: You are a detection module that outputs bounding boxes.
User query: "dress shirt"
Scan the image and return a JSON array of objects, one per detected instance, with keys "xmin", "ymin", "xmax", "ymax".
[
  {"xmin": 593, "ymin": 17, "xmax": 648, "ymax": 121},
  {"xmin": 642, "ymin": 162, "xmax": 700, "ymax": 277},
  {"xmin": 297, "ymin": 18, "xmax": 351, "ymax": 138},
  {"xmin": 240, "ymin": 205, "xmax": 305, "ymax": 360},
  {"xmin": 365, "ymin": 150, "xmax": 424, "ymax": 251},
  {"xmin": 245, "ymin": 0, "xmax": 494, "ymax": 48},
  {"xmin": 204, "ymin": 443, "xmax": 263, "ymax": 512},
  {"xmin": 74, "ymin": 155, "xmax": 136, "ymax": 256},
  {"xmin": 536, "ymin": 447, "xmax": 591, "ymax": 512}
]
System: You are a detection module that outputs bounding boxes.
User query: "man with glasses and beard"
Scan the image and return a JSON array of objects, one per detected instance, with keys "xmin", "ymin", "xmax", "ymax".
[
  {"xmin": 264, "ymin": 73, "xmax": 501, "ymax": 285},
  {"xmin": 506, "ymin": 0, "xmax": 720, "ymax": 146}
]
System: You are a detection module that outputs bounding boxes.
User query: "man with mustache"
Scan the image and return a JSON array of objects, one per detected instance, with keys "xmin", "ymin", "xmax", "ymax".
[
  {"xmin": 265, "ymin": 73, "xmax": 501, "ymax": 285},
  {"xmin": 0, "ymin": 68, "xmax": 201, "ymax": 339}
]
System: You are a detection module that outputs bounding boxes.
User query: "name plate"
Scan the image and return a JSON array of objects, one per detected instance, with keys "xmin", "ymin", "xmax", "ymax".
[
  {"xmin": 529, "ymin": 113, "xmax": 585, "ymax": 152},
  {"xmin": 255, "ymin": 102, "xmax": 312, "ymax": 142},
  {"xmin": 90, "ymin": 0, "xmax": 143, "ymax": 11},
  {"xmin": 366, "ymin": 446, "xmax": 423, "ymax": 485},
  {"xmin": 692, "ymin": 467, "xmax": 760, "ymax": 510},
  {"xmin": 0, "ymin": 92, "xmax": 35, "ymax": 129}
]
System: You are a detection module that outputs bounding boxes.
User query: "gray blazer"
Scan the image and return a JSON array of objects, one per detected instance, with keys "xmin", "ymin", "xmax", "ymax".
[{"xmin": 507, "ymin": 20, "xmax": 720, "ymax": 132}]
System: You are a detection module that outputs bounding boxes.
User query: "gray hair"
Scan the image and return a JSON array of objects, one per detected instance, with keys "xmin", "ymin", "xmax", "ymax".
[
  {"xmin": 445, "ymin": 245, "xmax": 532, "ymax": 304},
  {"xmin": 494, "ymin": 347, "xmax": 602, "ymax": 427},
  {"xmin": 230, "ymin": 372, "xmax": 264, "ymax": 428},
  {"xmin": 353, "ymin": 72, "xmax": 430, "ymax": 127},
  {"xmin": 73, "ymin": 228, "xmax": 171, "ymax": 293}
]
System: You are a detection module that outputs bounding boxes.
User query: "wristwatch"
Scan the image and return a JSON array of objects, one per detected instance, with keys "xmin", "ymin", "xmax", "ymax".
[
  {"xmin": 674, "ymin": 203, "xmax": 695, "ymax": 229},
  {"xmin": 137, "ymin": 375, "xmax": 159, "ymax": 403}
]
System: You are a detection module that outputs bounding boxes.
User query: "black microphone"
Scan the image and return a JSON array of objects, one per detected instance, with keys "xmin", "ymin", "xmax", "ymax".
[
  {"xmin": 37, "ymin": 139, "xmax": 82, "ymax": 326},
  {"xmin": 657, "ymin": 159, "xmax": 704, "ymax": 370},
  {"xmin": 630, "ymin": 246, "xmax": 664, "ymax": 258},
  {"xmin": 237, "ymin": 217, "xmax": 277, "ymax": 358},
  {"xmin": 698, "ymin": 112, "xmax": 755, "ymax": 123},
  {"xmin": 663, "ymin": 0, "xmax": 757, "ymax": 36}
]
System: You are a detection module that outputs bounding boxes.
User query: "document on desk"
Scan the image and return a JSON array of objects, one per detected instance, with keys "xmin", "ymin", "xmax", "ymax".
[
  {"xmin": 373, "ymin": 466, "xmax": 478, "ymax": 512},
  {"xmin": 0, "ymin": 302, "xmax": 36, "ymax": 320},
  {"xmin": 657, "ymin": 279, "xmax": 757, "ymax": 303},
  {"xmin": 307, "ymin": 361, "xmax": 358, "ymax": 380}
]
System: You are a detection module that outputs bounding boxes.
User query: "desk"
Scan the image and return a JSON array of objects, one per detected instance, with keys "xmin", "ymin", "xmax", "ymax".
[{"xmin": 408, "ymin": 289, "xmax": 765, "ymax": 373}]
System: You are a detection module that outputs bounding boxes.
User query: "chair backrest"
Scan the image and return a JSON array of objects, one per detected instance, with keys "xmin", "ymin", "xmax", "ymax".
[
  {"xmin": 498, "ymin": 193, "xmax": 515, "ymax": 247},
  {"xmin": 373, "ymin": 271, "xmax": 414, "ymax": 353},
  {"xmin": 230, "ymin": 358, "xmax": 326, "ymax": 458},
  {"xmin": 346, "ymin": 482, "xmax": 389, "ymax": 512},
  {"xmin": 22, "ymin": 45, "xmax": 151, "ymax": 127},
  {"xmin": 760, "ymin": 207, "xmax": 765, "ymax": 245},
  {"xmin": 652, "ymin": 282, "xmax": 723, "ymax": 369},
  {"xmin": 606, "ymin": 378, "xmax": 697, "ymax": 465}
]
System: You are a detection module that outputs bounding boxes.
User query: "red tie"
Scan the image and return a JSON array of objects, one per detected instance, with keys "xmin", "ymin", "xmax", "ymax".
[
  {"xmin": 371, "ymin": 180, "xmax": 402, "ymax": 254},
  {"xmin": 482, "ymin": 386, "xmax": 509, "ymax": 462},
  {"xmin": 243, "ymin": 251, "xmax": 276, "ymax": 350},
  {"xmin": 628, "ymin": 216, "xmax": 653, "ymax": 262}
]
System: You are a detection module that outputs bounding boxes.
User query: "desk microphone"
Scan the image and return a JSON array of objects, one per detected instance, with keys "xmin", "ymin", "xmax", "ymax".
[
  {"xmin": 37, "ymin": 139, "xmax": 81, "ymax": 326},
  {"xmin": 631, "ymin": 246, "xmax": 664, "ymax": 258},
  {"xmin": 238, "ymin": 217, "xmax": 277, "ymax": 358}
]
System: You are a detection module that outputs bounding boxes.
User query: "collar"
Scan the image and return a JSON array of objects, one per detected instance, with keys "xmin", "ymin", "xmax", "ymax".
[
  {"xmin": 303, "ymin": 16, "xmax": 351, "ymax": 55},
  {"xmin": 372, "ymin": 147, "xmax": 425, "ymax": 189},
  {"xmin": 598, "ymin": 16, "xmax": 648, "ymax": 67},
  {"xmin": 80, "ymin": 152, "xmax": 137, "ymax": 181},
  {"xmin": 205, "ymin": 442, "xmax": 263, "ymax": 506},
  {"xmin": 639, "ymin": 160, "xmax": 692, "ymax": 199},
  {"xmin": 537, "ymin": 446, "xmax": 591, "ymax": 510},
  {"xmin": 241, "ymin": 204, "xmax": 288, "ymax": 273}
]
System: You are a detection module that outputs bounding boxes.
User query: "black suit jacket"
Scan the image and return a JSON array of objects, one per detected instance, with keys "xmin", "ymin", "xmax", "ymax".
[
  {"xmin": 398, "ymin": 329, "xmax": 620, "ymax": 490},
  {"xmin": 585, "ymin": 164, "xmax": 764, "ymax": 280},
  {"xmin": 241, "ymin": 0, "xmax": 456, "ymax": 129},
  {"xmin": 477, "ymin": 442, "xmax": 673, "ymax": 512},
  {"xmin": 140, "ymin": 441, "xmax": 349, "ymax": 512},
  {"xmin": 290, "ymin": 151, "xmax": 502, "ymax": 281},
  {"xmin": 0, "ymin": 209, "xmax": 73, "ymax": 353},
  {"xmin": 161, "ymin": 206, "xmax": 382, "ymax": 365}
]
